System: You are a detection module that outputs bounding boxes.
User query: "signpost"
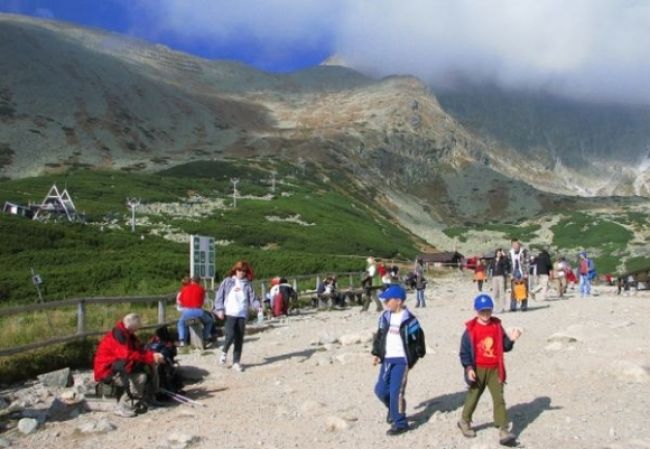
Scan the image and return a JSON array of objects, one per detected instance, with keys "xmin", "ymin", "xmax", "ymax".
[{"xmin": 190, "ymin": 235, "xmax": 215, "ymax": 289}]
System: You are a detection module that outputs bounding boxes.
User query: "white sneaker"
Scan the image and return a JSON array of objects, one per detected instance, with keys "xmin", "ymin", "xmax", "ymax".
[
  {"xmin": 219, "ymin": 352, "xmax": 227, "ymax": 366},
  {"xmin": 232, "ymin": 363, "xmax": 243, "ymax": 372},
  {"xmin": 113, "ymin": 405, "xmax": 136, "ymax": 418}
]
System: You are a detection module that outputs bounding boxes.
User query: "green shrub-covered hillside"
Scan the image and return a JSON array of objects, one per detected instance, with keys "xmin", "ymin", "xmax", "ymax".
[{"xmin": 0, "ymin": 160, "xmax": 422, "ymax": 304}]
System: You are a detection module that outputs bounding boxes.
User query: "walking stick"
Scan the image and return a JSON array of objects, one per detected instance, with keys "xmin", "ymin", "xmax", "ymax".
[{"xmin": 159, "ymin": 388, "xmax": 206, "ymax": 407}]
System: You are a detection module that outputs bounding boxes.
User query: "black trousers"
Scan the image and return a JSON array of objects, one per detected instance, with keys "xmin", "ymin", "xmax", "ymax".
[{"xmin": 223, "ymin": 316, "xmax": 247, "ymax": 364}]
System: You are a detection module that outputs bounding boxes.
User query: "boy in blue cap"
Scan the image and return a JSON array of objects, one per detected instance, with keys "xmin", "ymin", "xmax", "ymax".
[
  {"xmin": 371, "ymin": 285, "xmax": 426, "ymax": 436},
  {"xmin": 458, "ymin": 294, "xmax": 522, "ymax": 446}
]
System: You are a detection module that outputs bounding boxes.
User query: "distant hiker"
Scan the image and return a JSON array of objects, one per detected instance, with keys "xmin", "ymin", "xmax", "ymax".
[
  {"xmin": 317, "ymin": 275, "xmax": 342, "ymax": 309},
  {"xmin": 93, "ymin": 313, "xmax": 166, "ymax": 418},
  {"xmin": 530, "ymin": 248, "xmax": 553, "ymax": 300},
  {"xmin": 553, "ymin": 257, "xmax": 567, "ymax": 298},
  {"xmin": 474, "ymin": 259, "xmax": 487, "ymax": 292},
  {"xmin": 361, "ymin": 257, "xmax": 382, "ymax": 312},
  {"xmin": 490, "ymin": 249, "xmax": 509, "ymax": 312},
  {"xmin": 176, "ymin": 275, "xmax": 215, "ymax": 347},
  {"xmin": 457, "ymin": 294, "xmax": 521, "ymax": 445},
  {"xmin": 371, "ymin": 285, "xmax": 426, "ymax": 436},
  {"xmin": 389, "ymin": 265, "xmax": 400, "ymax": 283},
  {"xmin": 378, "ymin": 260, "xmax": 391, "ymax": 290},
  {"xmin": 270, "ymin": 276, "xmax": 295, "ymax": 317},
  {"xmin": 578, "ymin": 252, "xmax": 596, "ymax": 297},
  {"xmin": 508, "ymin": 239, "xmax": 530, "ymax": 312},
  {"xmin": 213, "ymin": 260, "xmax": 261, "ymax": 372},
  {"xmin": 414, "ymin": 258, "xmax": 427, "ymax": 308}
]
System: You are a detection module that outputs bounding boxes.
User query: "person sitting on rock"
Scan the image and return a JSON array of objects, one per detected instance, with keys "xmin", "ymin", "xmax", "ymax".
[
  {"xmin": 176, "ymin": 275, "xmax": 215, "ymax": 347},
  {"xmin": 93, "ymin": 313, "xmax": 166, "ymax": 417}
]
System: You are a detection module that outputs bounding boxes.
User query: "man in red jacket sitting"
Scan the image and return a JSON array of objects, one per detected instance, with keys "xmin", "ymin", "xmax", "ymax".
[
  {"xmin": 94, "ymin": 313, "xmax": 165, "ymax": 417},
  {"xmin": 177, "ymin": 276, "xmax": 215, "ymax": 346}
]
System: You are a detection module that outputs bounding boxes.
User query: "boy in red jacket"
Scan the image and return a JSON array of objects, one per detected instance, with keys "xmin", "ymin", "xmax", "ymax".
[{"xmin": 458, "ymin": 294, "xmax": 522, "ymax": 446}]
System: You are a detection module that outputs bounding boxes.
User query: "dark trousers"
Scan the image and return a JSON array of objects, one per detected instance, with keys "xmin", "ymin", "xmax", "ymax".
[
  {"xmin": 374, "ymin": 358, "xmax": 409, "ymax": 429},
  {"xmin": 223, "ymin": 316, "xmax": 246, "ymax": 364}
]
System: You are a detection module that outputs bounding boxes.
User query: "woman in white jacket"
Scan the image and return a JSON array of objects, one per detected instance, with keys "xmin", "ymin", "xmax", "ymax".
[{"xmin": 213, "ymin": 260, "xmax": 261, "ymax": 372}]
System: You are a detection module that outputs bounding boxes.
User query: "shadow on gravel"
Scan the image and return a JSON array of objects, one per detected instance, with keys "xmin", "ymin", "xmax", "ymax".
[
  {"xmin": 408, "ymin": 391, "xmax": 467, "ymax": 427},
  {"xmin": 245, "ymin": 348, "xmax": 322, "ymax": 368},
  {"xmin": 508, "ymin": 396, "xmax": 560, "ymax": 437}
]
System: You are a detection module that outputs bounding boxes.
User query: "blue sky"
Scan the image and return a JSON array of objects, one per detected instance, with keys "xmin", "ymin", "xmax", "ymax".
[
  {"xmin": 0, "ymin": 0, "xmax": 334, "ymax": 72},
  {"xmin": 2, "ymin": 0, "xmax": 650, "ymax": 104}
]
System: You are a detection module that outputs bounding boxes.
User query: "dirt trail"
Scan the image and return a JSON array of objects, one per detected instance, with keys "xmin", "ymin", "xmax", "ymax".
[{"xmin": 9, "ymin": 272, "xmax": 650, "ymax": 449}]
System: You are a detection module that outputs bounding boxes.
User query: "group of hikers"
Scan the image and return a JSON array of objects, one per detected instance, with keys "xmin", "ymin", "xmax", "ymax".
[
  {"xmin": 91, "ymin": 244, "xmax": 597, "ymax": 445},
  {"xmin": 471, "ymin": 239, "xmax": 597, "ymax": 312}
]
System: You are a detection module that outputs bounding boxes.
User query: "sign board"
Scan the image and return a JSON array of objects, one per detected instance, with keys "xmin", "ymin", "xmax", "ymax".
[{"xmin": 190, "ymin": 235, "xmax": 215, "ymax": 279}]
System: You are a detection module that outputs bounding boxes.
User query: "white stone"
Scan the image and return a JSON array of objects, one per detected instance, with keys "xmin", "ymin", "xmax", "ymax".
[
  {"xmin": 0, "ymin": 436, "xmax": 10, "ymax": 448},
  {"xmin": 312, "ymin": 355, "xmax": 333, "ymax": 367},
  {"xmin": 318, "ymin": 335, "xmax": 338, "ymax": 345},
  {"xmin": 164, "ymin": 432, "xmax": 199, "ymax": 449},
  {"xmin": 300, "ymin": 400, "xmax": 325, "ymax": 415},
  {"xmin": 547, "ymin": 332, "xmax": 579, "ymax": 343},
  {"xmin": 611, "ymin": 360, "xmax": 650, "ymax": 383},
  {"xmin": 339, "ymin": 334, "xmax": 361, "ymax": 346},
  {"xmin": 545, "ymin": 342, "xmax": 564, "ymax": 351},
  {"xmin": 17, "ymin": 418, "xmax": 38, "ymax": 435},
  {"xmin": 77, "ymin": 418, "xmax": 116, "ymax": 433},
  {"xmin": 325, "ymin": 416, "xmax": 350, "ymax": 432}
]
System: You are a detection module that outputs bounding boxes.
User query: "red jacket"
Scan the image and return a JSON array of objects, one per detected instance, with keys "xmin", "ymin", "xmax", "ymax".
[
  {"xmin": 459, "ymin": 317, "xmax": 514, "ymax": 384},
  {"xmin": 93, "ymin": 321, "xmax": 155, "ymax": 382},
  {"xmin": 178, "ymin": 282, "xmax": 206, "ymax": 309}
]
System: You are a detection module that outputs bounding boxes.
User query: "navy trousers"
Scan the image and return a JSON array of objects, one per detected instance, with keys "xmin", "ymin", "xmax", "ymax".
[{"xmin": 374, "ymin": 358, "xmax": 409, "ymax": 429}]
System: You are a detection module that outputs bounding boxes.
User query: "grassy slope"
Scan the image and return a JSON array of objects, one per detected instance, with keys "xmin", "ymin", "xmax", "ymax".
[{"xmin": 0, "ymin": 160, "xmax": 421, "ymax": 304}]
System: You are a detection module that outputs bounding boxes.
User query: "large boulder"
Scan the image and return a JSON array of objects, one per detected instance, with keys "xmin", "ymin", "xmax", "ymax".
[{"xmin": 37, "ymin": 368, "xmax": 73, "ymax": 388}]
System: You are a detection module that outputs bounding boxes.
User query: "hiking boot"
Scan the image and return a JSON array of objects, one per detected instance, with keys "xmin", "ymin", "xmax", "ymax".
[
  {"xmin": 499, "ymin": 427, "xmax": 516, "ymax": 446},
  {"xmin": 457, "ymin": 420, "xmax": 476, "ymax": 438},
  {"xmin": 232, "ymin": 363, "xmax": 243, "ymax": 372},
  {"xmin": 113, "ymin": 404, "xmax": 136, "ymax": 418},
  {"xmin": 219, "ymin": 352, "xmax": 227, "ymax": 366},
  {"xmin": 386, "ymin": 425, "xmax": 410, "ymax": 436}
]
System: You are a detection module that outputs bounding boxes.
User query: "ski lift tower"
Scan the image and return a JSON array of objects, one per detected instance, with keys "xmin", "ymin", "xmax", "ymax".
[{"xmin": 126, "ymin": 198, "xmax": 141, "ymax": 233}]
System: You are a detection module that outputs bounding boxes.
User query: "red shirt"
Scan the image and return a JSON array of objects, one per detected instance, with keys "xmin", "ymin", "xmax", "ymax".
[
  {"xmin": 178, "ymin": 282, "xmax": 206, "ymax": 309},
  {"xmin": 473, "ymin": 321, "xmax": 499, "ymax": 368}
]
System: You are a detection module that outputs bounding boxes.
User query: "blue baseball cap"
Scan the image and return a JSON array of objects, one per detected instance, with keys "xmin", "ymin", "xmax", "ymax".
[
  {"xmin": 379, "ymin": 285, "xmax": 406, "ymax": 302},
  {"xmin": 473, "ymin": 294, "xmax": 494, "ymax": 311}
]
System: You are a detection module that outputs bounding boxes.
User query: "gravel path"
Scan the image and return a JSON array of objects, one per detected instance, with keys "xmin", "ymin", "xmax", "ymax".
[{"xmin": 7, "ymin": 272, "xmax": 650, "ymax": 449}]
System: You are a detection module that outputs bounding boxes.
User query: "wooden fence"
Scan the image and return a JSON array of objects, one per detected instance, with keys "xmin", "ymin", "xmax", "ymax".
[{"xmin": 0, "ymin": 271, "xmax": 373, "ymax": 357}]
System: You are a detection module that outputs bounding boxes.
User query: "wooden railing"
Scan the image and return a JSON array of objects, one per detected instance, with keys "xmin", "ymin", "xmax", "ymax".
[{"xmin": 0, "ymin": 270, "xmax": 375, "ymax": 357}]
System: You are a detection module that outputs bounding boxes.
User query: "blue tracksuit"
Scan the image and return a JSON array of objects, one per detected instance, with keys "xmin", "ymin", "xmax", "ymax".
[{"xmin": 374, "ymin": 357, "xmax": 409, "ymax": 429}]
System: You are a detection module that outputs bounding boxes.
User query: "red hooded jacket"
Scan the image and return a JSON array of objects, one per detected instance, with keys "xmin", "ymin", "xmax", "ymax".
[
  {"xmin": 459, "ymin": 316, "xmax": 514, "ymax": 384},
  {"xmin": 93, "ymin": 320, "xmax": 155, "ymax": 382}
]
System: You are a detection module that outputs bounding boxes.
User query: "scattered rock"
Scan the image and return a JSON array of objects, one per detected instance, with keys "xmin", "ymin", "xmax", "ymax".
[
  {"xmin": 160, "ymin": 432, "xmax": 200, "ymax": 449},
  {"xmin": 338, "ymin": 334, "xmax": 361, "ymax": 346},
  {"xmin": 47, "ymin": 397, "xmax": 82, "ymax": 421},
  {"xmin": 312, "ymin": 355, "xmax": 332, "ymax": 367},
  {"xmin": 37, "ymin": 367, "xmax": 73, "ymax": 388},
  {"xmin": 611, "ymin": 361, "xmax": 650, "ymax": 383},
  {"xmin": 299, "ymin": 400, "xmax": 325, "ymax": 415},
  {"xmin": 77, "ymin": 417, "xmax": 116, "ymax": 433},
  {"xmin": 318, "ymin": 335, "xmax": 338, "ymax": 345},
  {"xmin": 0, "ymin": 398, "xmax": 8, "ymax": 410},
  {"xmin": 334, "ymin": 353, "xmax": 361, "ymax": 365},
  {"xmin": 325, "ymin": 416, "xmax": 350, "ymax": 432},
  {"xmin": 17, "ymin": 418, "xmax": 38, "ymax": 435},
  {"xmin": 358, "ymin": 331, "xmax": 374, "ymax": 344},
  {"xmin": 547, "ymin": 332, "xmax": 579, "ymax": 343},
  {"xmin": 545, "ymin": 342, "xmax": 564, "ymax": 351},
  {"xmin": 0, "ymin": 436, "xmax": 10, "ymax": 448}
]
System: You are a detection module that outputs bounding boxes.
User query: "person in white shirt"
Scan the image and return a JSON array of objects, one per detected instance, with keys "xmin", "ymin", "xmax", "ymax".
[{"xmin": 213, "ymin": 260, "xmax": 261, "ymax": 372}]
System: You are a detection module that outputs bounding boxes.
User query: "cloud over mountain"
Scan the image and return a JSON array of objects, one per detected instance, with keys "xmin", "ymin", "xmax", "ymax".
[{"xmin": 125, "ymin": 0, "xmax": 650, "ymax": 104}]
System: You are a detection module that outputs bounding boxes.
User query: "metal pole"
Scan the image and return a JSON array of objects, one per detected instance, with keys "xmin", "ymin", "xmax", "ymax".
[
  {"xmin": 158, "ymin": 299, "xmax": 166, "ymax": 324},
  {"xmin": 77, "ymin": 300, "xmax": 86, "ymax": 335}
]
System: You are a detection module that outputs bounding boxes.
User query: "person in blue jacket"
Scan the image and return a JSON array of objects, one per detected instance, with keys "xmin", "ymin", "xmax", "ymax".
[{"xmin": 371, "ymin": 285, "xmax": 426, "ymax": 436}]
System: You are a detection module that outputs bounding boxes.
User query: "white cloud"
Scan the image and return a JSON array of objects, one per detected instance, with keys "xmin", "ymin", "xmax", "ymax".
[{"xmin": 127, "ymin": 0, "xmax": 650, "ymax": 104}]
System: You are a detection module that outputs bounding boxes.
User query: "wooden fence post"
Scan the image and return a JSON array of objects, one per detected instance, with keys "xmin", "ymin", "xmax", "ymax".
[
  {"xmin": 158, "ymin": 299, "xmax": 166, "ymax": 324},
  {"xmin": 349, "ymin": 274, "xmax": 353, "ymax": 287},
  {"xmin": 293, "ymin": 279, "xmax": 298, "ymax": 292},
  {"xmin": 316, "ymin": 275, "xmax": 320, "ymax": 290},
  {"xmin": 261, "ymin": 283, "xmax": 267, "ymax": 302},
  {"xmin": 77, "ymin": 300, "xmax": 86, "ymax": 335}
]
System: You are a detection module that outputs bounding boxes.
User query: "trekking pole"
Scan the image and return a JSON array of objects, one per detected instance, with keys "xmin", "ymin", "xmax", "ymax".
[{"xmin": 159, "ymin": 388, "xmax": 206, "ymax": 407}]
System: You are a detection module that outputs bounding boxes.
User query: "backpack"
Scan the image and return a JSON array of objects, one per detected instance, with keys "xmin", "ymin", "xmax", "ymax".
[{"xmin": 146, "ymin": 326, "xmax": 184, "ymax": 393}]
